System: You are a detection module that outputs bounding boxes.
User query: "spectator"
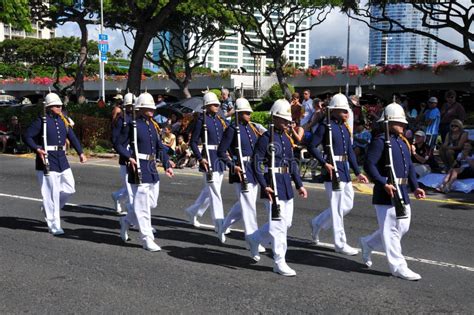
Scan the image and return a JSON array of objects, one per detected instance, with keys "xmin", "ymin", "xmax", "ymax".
[
  {"xmin": 437, "ymin": 142, "xmax": 474, "ymax": 193},
  {"xmin": 220, "ymin": 88, "xmax": 234, "ymax": 122},
  {"xmin": 304, "ymin": 97, "xmax": 325, "ymax": 133},
  {"xmin": 162, "ymin": 125, "xmax": 176, "ymax": 156},
  {"xmin": 439, "ymin": 119, "xmax": 469, "ymax": 171},
  {"xmin": 0, "ymin": 119, "xmax": 7, "ymax": 152},
  {"xmin": 423, "ymin": 96, "xmax": 441, "ymax": 151},
  {"xmin": 353, "ymin": 120, "xmax": 371, "ymax": 164},
  {"xmin": 290, "ymin": 92, "xmax": 303, "ymax": 125},
  {"xmin": 300, "ymin": 89, "xmax": 314, "ymax": 127},
  {"xmin": 156, "ymin": 94, "xmax": 166, "ymax": 108},
  {"xmin": 440, "ymin": 90, "xmax": 466, "ymax": 141},
  {"xmin": 175, "ymin": 135, "xmax": 192, "ymax": 168},
  {"xmin": 111, "ymin": 95, "xmax": 123, "ymax": 123},
  {"xmin": 411, "ymin": 130, "xmax": 431, "ymax": 178},
  {"xmin": 349, "ymin": 95, "xmax": 362, "ymax": 123},
  {"xmin": 415, "ymin": 102, "xmax": 428, "ymax": 130}
]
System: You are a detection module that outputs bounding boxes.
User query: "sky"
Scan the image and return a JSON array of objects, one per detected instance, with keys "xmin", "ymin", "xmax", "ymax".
[{"xmin": 56, "ymin": 9, "xmax": 468, "ymax": 68}]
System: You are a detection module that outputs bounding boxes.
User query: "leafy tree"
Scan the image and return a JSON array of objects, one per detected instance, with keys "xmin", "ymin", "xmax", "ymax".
[
  {"xmin": 0, "ymin": 0, "xmax": 32, "ymax": 31},
  {"xmin": 145, "ymin": 2, "xmax": 230, "ymax": 98},
  {"xmin": 224, "ymin": 0, "xmax": 342, "ymax": 100},
  {"xmin": 350, "ymin": 1, "xmax": 474, "ymax": 62},
  {"xmin": 40, "ymin": 0, "xmax": 100, "ymax": 99},
  {"xmin": 0, "ymin": 38, "xmax": 98, "ymax": 96},
  {"xmin": 105, "ymin": 0, "xmax": 182, "ymax": 94}
]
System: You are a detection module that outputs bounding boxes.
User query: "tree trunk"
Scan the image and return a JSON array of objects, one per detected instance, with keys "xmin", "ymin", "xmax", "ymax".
[
  {"xmin": 126, "ymin": 30, "xmax": 154, "ymax": 94},
  {"xmin": 75, "ymin": 20, "xmax": 88, "ymax": 103},
  {"xmin": 274, "ymin": 55, "xmax": 291, "ymax": 101}
]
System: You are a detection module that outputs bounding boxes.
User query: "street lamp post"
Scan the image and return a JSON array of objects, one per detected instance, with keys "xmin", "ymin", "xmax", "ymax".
[
  {"xmin": 345, "ymin": 11, "xmax": 351, "ymax": 96},
  {"xmin": 320, "ymin": 56, "xmax": 325, "ymax": 68},
  {"xmin": 383, "ymin": 35, "xmax": 392, "ymax": 65},
  {"xmin": 99, "ymin": 0, "xmax": 105, "ymax": 103}
]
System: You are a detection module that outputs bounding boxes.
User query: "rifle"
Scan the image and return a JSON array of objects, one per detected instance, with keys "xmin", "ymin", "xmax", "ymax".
[
  {"xmin": 130, "ymin": 108, "xmax": 142, "ymax": 184},
  {"xmin": 268, "ymin": 116, "xmax": 281, "ymax": 221},
  {"xmin": 234, "ymin": 100, "xmax": 249, "ymax": 193},
  {"xmin": 383, "ymin": 116, "xmax": 408, "ymax": 219},
  {"xmin": 202, "ymin": 105, "xmax": 214, "ymax": 183},
  {"xmin": 42, "ymin": 106, "xmax": 50, "ymax": 176},
  {"xmin": 326, "ymin": 108, "xmax": 341, "ymax": 191}
]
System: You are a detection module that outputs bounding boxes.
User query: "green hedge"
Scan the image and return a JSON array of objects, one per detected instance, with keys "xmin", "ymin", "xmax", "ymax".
[{"xmin": 251, "ymin": 111, "xmax": 270, "ymax": 126}]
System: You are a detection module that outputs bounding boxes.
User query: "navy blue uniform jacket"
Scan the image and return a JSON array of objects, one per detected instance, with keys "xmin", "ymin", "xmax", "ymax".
[
  {"xmin": 24, "ymin": 114, "xmax": 83, "ymax": 172},
  {"xmin": 115, "ymin": 116, "xmax": 170, "ymax": 184},
  {"xmin": 308, "ymin": 119, "xmax": 361, "ymax": 182},
  {"xmin": 364, "ymin": 134, "xmax": 418, "ymax": 205},
  {"xmin": 217, "ymin": 121, "xmax": 259, "ymax": 185},
  {"xmin": 190, "ymin": 112, "xmax": 228, "ymax": 173},
  {"xmin": 253, "ymin": 131, "xmax": 303, "ymax": 201}
]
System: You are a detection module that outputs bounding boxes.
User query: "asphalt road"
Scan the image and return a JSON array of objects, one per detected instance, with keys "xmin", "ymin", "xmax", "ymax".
[{"xmin": 0, "ymin": 154, "xmax": 473, "ymax": 313}]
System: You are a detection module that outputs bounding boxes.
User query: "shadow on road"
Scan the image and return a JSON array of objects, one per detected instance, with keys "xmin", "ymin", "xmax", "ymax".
[
  {"xmin": 0, "ymin": 216, "xmax": 48, "ymax": 233},
  {"xmin": 163, "ymin": 245, "xmax": 273, "ymax": 272}
]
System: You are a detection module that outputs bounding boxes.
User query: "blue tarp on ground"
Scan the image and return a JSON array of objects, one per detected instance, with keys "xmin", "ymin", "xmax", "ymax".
[{"xmin": 418, "ymin": 173, "xmax": 474, "ymax": 193}]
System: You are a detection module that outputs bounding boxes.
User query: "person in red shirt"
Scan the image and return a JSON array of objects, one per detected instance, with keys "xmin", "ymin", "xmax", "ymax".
[{"xmin": 440, "ymin": 90, "xmax": 466, "ymax": 141}]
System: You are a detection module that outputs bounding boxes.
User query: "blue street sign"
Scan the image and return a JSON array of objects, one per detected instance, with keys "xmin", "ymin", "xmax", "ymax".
[
  {"xmin": 98, "ymin": 34, "xmax": 108, "ymax": 41},
  {"xmin": 101, "ymin": 55, "xmax": 108, "ymax": 62},
  {"xmin": 98, "ymin": 43, "xmax": 109, "ymax": 54}
]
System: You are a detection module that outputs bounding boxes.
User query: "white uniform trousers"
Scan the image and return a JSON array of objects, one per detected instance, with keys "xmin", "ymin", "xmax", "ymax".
[
  {"xmin": 253, "ymin": 199, "xmax": 294, "ymax": 265},
  {"xmin": 311, "ymin": 181, "xmax": 354, "ymax": 250},
  {"xmin": 36, "ymin": 169, "xmax": 75, "ymax": 232},
  {"xmin": 112, "ymin": 165, "xmax": 131, "ymax": 207},
  {"xmin": 364, "ymin": 204, "xmax": 411, "ymax": 273},
  {"xmin": 125, "ymin": 182, "xmax": 159, "ymax": 242},
  {"xmin": 184, "ymin": 171, "xmax": 224, "ymax": 222},
  {"xmin": 222, "ymin": 182, "xmax": 259, "ymax": 236}
]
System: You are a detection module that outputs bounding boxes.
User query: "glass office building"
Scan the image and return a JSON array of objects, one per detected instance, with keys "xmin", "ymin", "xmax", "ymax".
[{"xmin": 368, "ymin": 3, "xmax": 438, "ymax": 66}]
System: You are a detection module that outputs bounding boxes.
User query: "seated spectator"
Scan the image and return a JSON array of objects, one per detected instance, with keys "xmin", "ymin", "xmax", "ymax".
[
  {"xmin": 411, "ymin": 130, "xmax": 431, "ymax": 178},
  {"xmin": 175, "ymin": 135, "xmax": 192, "ymax": 168},
  {"xmin": 423, "ymin": 97, "xmax": 441, "ymax": 151},
  {"xmin": 439, "ymin": 119, "xmax": 469, "ymax": 171},
  {"xmin": 353, "ymin": 120, "xmax": 371, "ymax": 164},
  {"xmin": 437, "ymin": 142, "xmax": 474, "ymax": 193},
  {"xmin": 161, "ymin": 125, "xmax": 176, "ymax": 156},
  {"xmin": 3, "ymin": 116, "xmax": 24, "ymax": 153},
  {"xmin": 0, "ymin": 120, "xmax": 9, "ymax": 153}
]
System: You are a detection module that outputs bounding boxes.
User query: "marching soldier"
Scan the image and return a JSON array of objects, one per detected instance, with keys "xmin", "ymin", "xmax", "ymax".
[
  {"xmin": 217, "ymin": 97, "xmax": 265, "ymax": 253},
  {"xmin": 248, "ymin": 99, "xmax": 308, "ymax": 276},
  {"xmin": 184, "ymin": 91, "xmax": 228, "ymax": 243},
  {"xmin": 111, "ymin": 93, "xmax": 135, "ymax": 214},
  {"xmin": 115, "ymin": 92, "xmax": 174, "ymax": 252},
  {"xmin": 360, "ymin": 103, "xmax": 425, "ymax": 280},
  {"xmin": 24, "ymin": 92, "xmax": 87, "ymax": 236},
  {"xmin": 308, "ymin": 93, "xmax": 368, "ymax": 255}
]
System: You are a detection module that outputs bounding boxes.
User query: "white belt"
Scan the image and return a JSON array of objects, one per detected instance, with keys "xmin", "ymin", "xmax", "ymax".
[
  {"xmin": 46, "ymin": 145, "xmax": 65, "ymax": 151},
  {"xmin": 206, "ymin": 145, "xmax": 218, "ymax": 150},
  {"xmin": 395, "ymin": 178, "xmax": 408, "ymax": 185},
  {"xmin": 234, "ymin": 156, "xmax": 251, "ymax": 162},
  {"xmin": 333, "ymin": 155, "xmax": 348, "ymax": 162},
  {"xmin": 137, "ymin": 153, "xmax": 156, "ymax": 161},
  {"xmin": 270, "ymin": 166, "xmax": 289, "ymax": 174}
]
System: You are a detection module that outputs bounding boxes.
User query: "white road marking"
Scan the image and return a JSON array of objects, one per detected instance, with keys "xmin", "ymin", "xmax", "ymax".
[{"xmin": 1, "ymin": 191, "xmax": 473, "ymax": 273}]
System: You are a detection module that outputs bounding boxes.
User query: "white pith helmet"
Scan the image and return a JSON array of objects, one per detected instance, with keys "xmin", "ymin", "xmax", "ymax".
[
  {"xmin": 328, "ymin": 93, "xmax": 350, "ymax": 110},
  {"xmin": 44, "ymin": 92, "xmax": 63, "ymax": 107},
  {"xmin": 235, "ymin": 98, "xmax": 253, "ymax": 113},
  {"xmin": 113, "ymin": 94, "xmax": 123, "ymax": 101},
  {"xmin": 135, "ymin": 92, "xmax": 155, "ymax": 110},
  {"xmin": 270, "ymin": 99, "xmax": 292, "ymax": 121},
  {"xmin": 377, "ymin": 102, "xmax": 408, "ymax": 124},
  {"xmin": 203, "ymin": 91, "xmax": 220, "ymax": 106},
  {"xmin": 123, "ymin": 93, "xmax": 136, "ymax": 106}
]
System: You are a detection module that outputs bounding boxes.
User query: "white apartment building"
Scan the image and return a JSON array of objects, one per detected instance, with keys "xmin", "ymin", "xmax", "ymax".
[{"xmin": 0, "ymin": 22, "xmax": 55, "ymax": 42}]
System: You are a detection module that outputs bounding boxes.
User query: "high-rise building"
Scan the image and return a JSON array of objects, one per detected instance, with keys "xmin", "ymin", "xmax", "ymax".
[
  {"xmin": 368, "ymin": 3, "xmax": 438, "ymax": 66},
  {"xmin": 152, "ymin": 10, "xmax": 310, "ymax": 74}
]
